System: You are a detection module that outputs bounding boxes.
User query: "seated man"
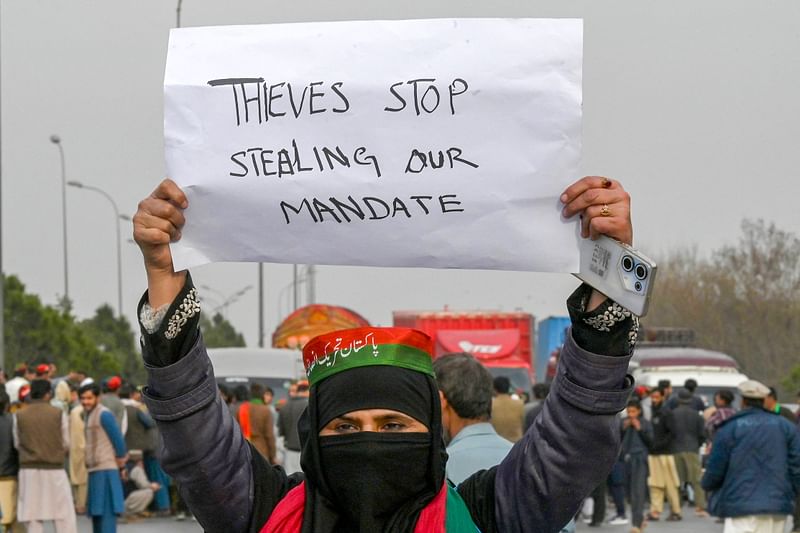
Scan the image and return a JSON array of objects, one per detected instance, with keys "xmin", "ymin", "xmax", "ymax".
[
  {"xmin": 133, "ymin": 176, "xmax": 637, "ymax": 532},
  {"xmin": 122, "ymin": 450, "xmax": 160, "ymax": 517}
]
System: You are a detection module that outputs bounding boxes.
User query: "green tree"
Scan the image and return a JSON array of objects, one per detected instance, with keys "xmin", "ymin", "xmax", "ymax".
[
  {"xmin": 79, "ymin": 304, "xmax": 143, "ymax": 384},
  {"xmin": 3, "ymin": 275, "xmax": 119, "ymax": 376},
  {"xmin": 647, "ymin": 220, "xmax": 800, "ymax": 396},
  {"xmin": 200, "ymin": 312, "xmax": 246, "ymax": 348},
  {"xmin": 783, "ymin": 365, "xmax": 800, "ymax": 397}
]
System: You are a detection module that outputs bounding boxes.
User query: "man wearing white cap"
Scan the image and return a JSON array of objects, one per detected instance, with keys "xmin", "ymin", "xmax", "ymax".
[{"xmin": 702, "ymin": 379, "xmax": 800, "ymax": 533}]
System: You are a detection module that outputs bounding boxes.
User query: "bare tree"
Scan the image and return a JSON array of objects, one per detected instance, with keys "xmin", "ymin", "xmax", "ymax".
[{"xmin": 646, "ymin": 220, "xmax": 800, "ymax": 397}]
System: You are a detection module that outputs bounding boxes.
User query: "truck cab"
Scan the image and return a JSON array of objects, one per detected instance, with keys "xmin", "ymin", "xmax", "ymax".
[{"xmin": 393, "ymin": 310, "xmax": 535, "ymax": 396}]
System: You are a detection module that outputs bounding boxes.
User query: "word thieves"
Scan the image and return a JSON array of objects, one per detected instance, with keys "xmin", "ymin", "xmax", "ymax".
[{"xmin": 164, "ymin": 18, "xmax": 583, "ymax": 272}]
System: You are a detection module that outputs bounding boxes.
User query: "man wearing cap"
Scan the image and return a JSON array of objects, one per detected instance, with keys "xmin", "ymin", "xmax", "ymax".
[
  {"xmin": 4, "ymin": 366, "xmax": 29, "ymax": 409},
  {"xmin": 100, "ymin": 377, "xmax": 128, "ymax": 435},
  {"xmin": 702, "ymin": 379, "xmax": 800, "ymax": 533},
  {"xmin": 132, "ymin": 176, "xmax": 638, "ymax": 532}
]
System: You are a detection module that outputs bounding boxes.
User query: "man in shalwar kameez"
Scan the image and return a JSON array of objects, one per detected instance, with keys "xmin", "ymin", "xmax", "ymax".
[
  {"xmin": 13, "ymin": 379, "xmax": 77, "ymax": 533},
  {"xmin": 80, "ymin": 383, "xmax": 128, "ymax": 533}
]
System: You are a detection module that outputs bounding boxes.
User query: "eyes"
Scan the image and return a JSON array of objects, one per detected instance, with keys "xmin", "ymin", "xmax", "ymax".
[
  {"xmin": 318, "ymin": 409, "xmax": 430, "ymax": 436},
  {"xmin": 330, "ymin": 419, "xmax": 409, "ymax": 433}
]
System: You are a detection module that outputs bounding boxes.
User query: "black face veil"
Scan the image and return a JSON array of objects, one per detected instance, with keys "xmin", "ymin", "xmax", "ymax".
[{"xmin": 296, "ymin": 365, "xmax": 448, "ymax": 533}]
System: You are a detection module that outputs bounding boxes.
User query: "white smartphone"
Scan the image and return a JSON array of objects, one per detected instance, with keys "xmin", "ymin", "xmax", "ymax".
[{"xmin": 574, "ymin": 235, "xmax": 657, "ymax": 317}]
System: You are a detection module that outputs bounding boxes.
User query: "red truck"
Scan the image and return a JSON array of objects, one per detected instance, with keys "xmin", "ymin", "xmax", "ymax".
[{"xmin": 392, "ymin": 310, "xmax": 535, "ymax": 395}]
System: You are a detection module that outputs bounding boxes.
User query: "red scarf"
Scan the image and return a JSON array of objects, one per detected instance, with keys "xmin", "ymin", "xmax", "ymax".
[
  {"xmin": 261, "ymin": 481, "xmax": 448, "ymax": 533},
  {"xmin": 238, "ymin": 402, "xmax": 252, "ymax": 440}
]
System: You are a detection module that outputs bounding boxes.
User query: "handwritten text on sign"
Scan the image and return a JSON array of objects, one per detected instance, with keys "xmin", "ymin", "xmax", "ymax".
[{"xmin": 164, "ymin": 18, "xmax": 583, "ymax": 272}]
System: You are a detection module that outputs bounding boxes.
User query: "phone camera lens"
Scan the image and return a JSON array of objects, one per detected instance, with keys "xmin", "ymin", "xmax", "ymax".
[
  {"xmin": 635, "ymin": 264, "xmax": 648, "ymax": 280},
  {"xmin": 621, "ymin": 255, "xmax": 634, "ymax": 272},
  {"xmin": 635, "ymin": 281, "xmax": 643, "ymax": 292}
]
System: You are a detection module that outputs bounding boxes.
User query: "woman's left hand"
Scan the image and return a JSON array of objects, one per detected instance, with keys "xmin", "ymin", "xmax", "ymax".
[{"xmin": 560, "ymin": 176, "xmax": 632, "ymax": 245}]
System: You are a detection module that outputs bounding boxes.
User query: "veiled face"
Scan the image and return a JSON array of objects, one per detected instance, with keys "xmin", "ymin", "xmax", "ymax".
[{"xmin": 319, "ymin": 408, "xmax": 429, "ymax": 436}]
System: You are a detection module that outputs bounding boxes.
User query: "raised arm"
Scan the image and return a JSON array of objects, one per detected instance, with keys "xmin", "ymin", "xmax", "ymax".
[
  {"xmin": 459, "ymin": 177, "xmax": 637, "ymax": 533},
  {"xmin": 133, "ymin": 179, "xmax": 288, "ymax": 532}
]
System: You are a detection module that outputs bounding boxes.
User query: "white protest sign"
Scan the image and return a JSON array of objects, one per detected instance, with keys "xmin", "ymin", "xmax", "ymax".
[{"xmin": 164, "ymin": 18, "xmax": 583, "ymax": 272}]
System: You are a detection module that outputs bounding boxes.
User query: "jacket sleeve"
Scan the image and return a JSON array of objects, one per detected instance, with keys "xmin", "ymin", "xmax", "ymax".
[
  {"xmin": 787, "ymin": 421, "xmax": 800, "ymax": 495},
  {"xmin": 489, "ymin": 284, "xmax": 635, "ymax": 533},
  {"xmin": 640, "ymin": 420, "xmax": 654, "ymax": 449},
  {"xmin": 701, "ymin": 424, "xmax": 731, "ymax": 491},
  {"xmin": 696, "ymin": 413, "xmax": 707, "ymax": 446},
  {"xmin": 490, "ymin": 330, "xmax": 633, "ymax": 532},
  {"xmin": 139, "ymin": 276, "xmax": 289, "ymax": 532},
  {"xmin": 136, "ymin": 408, "xmax": 156, "ymax": 430}
]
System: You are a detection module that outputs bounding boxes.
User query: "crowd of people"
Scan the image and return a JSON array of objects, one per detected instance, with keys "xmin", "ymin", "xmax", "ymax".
[
  {"xmin": 1, "ymin": 360, "xmax": 798, "ymax": 533},
  {"xmin": 580, "ymin": 378, "xmax": 800, "ymax": 533},
  {"xmin": 0, "ymin": 364, "xmax": 175, "ymax": 532}
]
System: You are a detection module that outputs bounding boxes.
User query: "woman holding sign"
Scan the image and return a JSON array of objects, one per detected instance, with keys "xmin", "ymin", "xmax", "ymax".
[{"xmin": 132, "ymin": 175, "xmax": 636, "ymax": 533}]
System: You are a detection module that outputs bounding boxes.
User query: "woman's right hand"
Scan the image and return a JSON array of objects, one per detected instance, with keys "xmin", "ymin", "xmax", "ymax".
[{"xmin": 132, "ymin": 178, "xmax": 189, "ymax": 308}]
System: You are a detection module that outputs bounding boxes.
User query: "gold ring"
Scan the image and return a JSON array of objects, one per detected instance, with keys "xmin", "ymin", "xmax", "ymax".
[
  {"xmin": 600, "ymin": 204, "xmax": 611, "ymax": 217},
  {"xmin": 601, "ymin": 177, "xmax": 612, "ymax": 188}
]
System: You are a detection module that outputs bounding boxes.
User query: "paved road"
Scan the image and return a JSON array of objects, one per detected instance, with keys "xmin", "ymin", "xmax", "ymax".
[
  {"xmin": 58, "ymin": 512, "xmax": 789, "ymax": 532},
  {"xmin": 576, "ymin": 510, "xmax": 799, "ymax": 533},
  {"xmin": 63, "ymin": 512, "xmax": 720, "ymax": 532},
  {"xmin": 73, "ymin": 512, "xmax": 725, "ymax": 533},
  {"xmin": 76, "ymin": 516, "xmax": 202, "ymax": 532},
  {"xmin": 575, "ymin": 511, "xmax": 723, "ymax": 533}
]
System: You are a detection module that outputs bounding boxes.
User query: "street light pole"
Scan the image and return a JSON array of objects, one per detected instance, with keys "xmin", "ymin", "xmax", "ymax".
[
  {"xmin": 67, "ymin": 181, "xmax": 124, "ymax": 316},
  {"xmin": 176, "ymin": 0, "xmax": 183, "ymax": 28},
  {"xmin": 50, "ymin": 135, "xmax": 69, "ymax": 303}
]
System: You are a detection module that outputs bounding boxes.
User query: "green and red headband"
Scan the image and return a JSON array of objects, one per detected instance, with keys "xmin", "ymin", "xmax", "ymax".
[{"xmin": 302, "ymin": 327, "xmax": 434, "ymax": 386}]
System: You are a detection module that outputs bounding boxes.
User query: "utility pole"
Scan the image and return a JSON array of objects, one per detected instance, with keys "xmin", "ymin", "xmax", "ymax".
[
  {"xmin": 258, "ymin": 263, "xmax": 264, "ymax": 347},
  {"xmin": 292, "ymin": 265, "xmax": 299, "ymax": 310},
  {"xmin": 0, "ymin": 27, "xmax": 4, "ymax": 369},
  {"xmin": 307, "ymin": 265, "xmax": 316, "ymax": 305}
]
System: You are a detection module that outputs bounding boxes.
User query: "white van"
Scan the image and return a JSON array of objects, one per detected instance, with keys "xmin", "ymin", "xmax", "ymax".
[
  {"xmin": 631, "ymin": 346, "xmax": 749, "ymax": 407},
  {"xmin": 207, "ymin": 347, "xmax": 305, "ymax": 404}
]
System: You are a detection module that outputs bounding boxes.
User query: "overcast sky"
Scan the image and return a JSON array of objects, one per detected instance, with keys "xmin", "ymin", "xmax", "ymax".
[{"xmin": 2, "ymin": 1, "xmax": 799, "ymax": 350}]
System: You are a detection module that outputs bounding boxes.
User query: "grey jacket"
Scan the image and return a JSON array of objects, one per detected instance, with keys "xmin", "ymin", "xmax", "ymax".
[
  {"xmin": 140, "ymin": 282, "xmax": 634, "ymax": 533},
  {"xmin": 671, "ymin": 402, "xmax": 706, "ymax": 454}
]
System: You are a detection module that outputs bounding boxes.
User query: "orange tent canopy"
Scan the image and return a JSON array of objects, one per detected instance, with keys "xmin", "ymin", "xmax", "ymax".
[{"xmin": 272, "ymin": 304, "xmax": 370, "ymax": 349}]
